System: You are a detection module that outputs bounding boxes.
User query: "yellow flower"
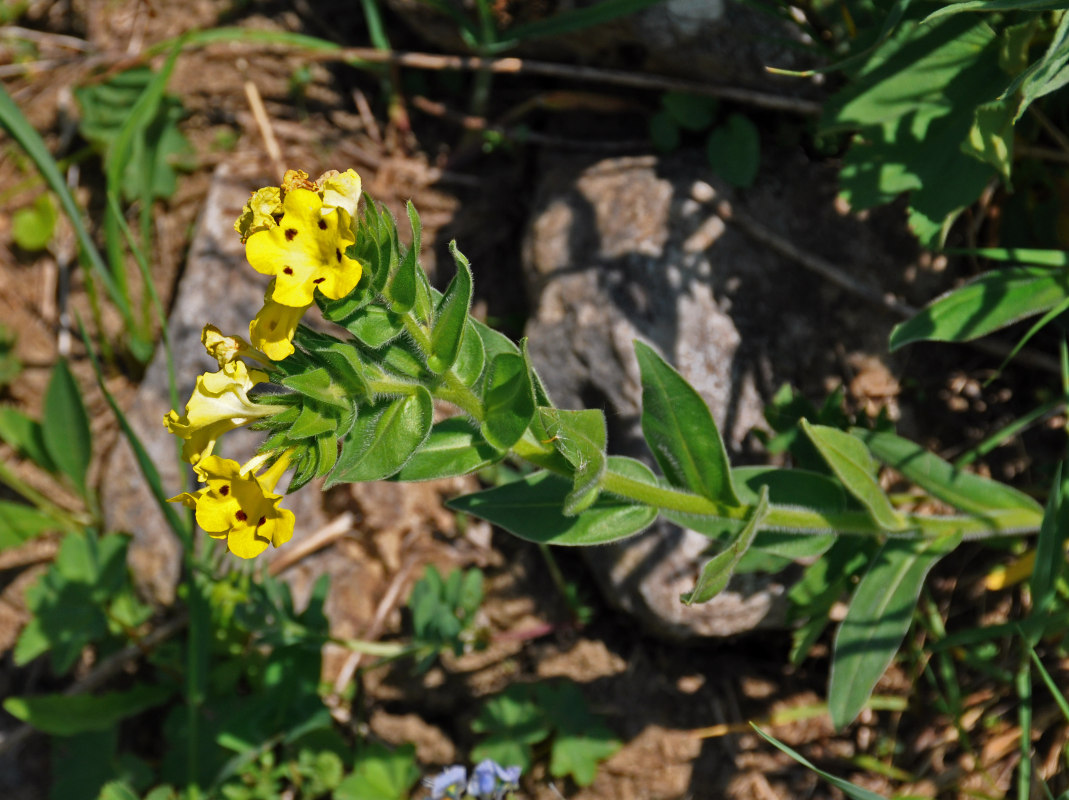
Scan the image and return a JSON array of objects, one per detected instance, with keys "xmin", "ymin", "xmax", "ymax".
[
  {"xmin": 234, "ymin": 186, "xmax": 283, "ymax": 243},
  {"xmin": 317, "ymin": 168, "xmax": 362, "ymax": 223},
  {"xmin": 201, "ymin": 324, "xmax": 271, "ymax": 368},
  {"xmin": 163, "ymin": 361, "xmax": 277, "ymax": 465},
  {"xmin": 169, "ymin": 452, "xmax": 295, "ymax": 559},
  {"xmin": 245, "ymin": 188, "xmax": 362, "ymax": 308},
  {"xmin": 248, "ymin": 287, "xmax": 312, "ymax": 361}
]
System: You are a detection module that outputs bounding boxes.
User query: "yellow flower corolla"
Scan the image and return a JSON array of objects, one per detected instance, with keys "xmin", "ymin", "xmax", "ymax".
[
  {"xmin": 245, "ymin": 188, "xmax": 362, "ymax": 308},
  {"xmin": 248, "ymin": 289, "xmax": 311, "ymax": 361},
  {"xmin": 163, "ymin": 361, "xmax": 277, "ymax": 465},
  {"xmin": 168, "ymin": 452, "xmax": 295, "ymax": 559},
  {"xmin": 317, "ymin": 168, "xmax": 362, "ymax": 222},
  {"xmin": 234, "ymin": 186, "xmax": 283, "ymax": 242},
  {"xmin": 201, "ymin": 324, "xmax": 271, "ymax": 368}
]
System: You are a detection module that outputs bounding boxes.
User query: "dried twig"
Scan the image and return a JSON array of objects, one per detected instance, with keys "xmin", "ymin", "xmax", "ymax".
[
  {"xmin": 268, "ymin": 512, "xmax": 355, "ymax": 576},
  {"xmin": 241, "ymin": 68, "xmax": 284, "ymax": 179}
]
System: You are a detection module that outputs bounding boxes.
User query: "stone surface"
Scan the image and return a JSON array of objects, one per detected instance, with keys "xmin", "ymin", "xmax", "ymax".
[{"xmin": 521, "ymin": 150, "xmax": 911, "ymax": 638}]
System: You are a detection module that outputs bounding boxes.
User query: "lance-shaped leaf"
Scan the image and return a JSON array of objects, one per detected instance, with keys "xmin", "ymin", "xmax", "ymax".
[
  {"xmin": 282, "ymin": 367, "xmax": 350, "ymax": 411},
  {"xmin": 387, "ymin": 201, "xmax": 420, "ymax": 313},
  {"xmin": 452, "ymin": 321, "xmax": 486, "ymax": 387},
  {"xmin": 538, "ymin": 408, "xmax": 607, "ymax": 515},
  {"xmin": 0, "ymin": 501, "xmax": 62, "ymax": 550},
  {"xmin": 752, "ymin": 727, "xmax": 889, "ymax": 800},
  {"xmin": 42, "ymin": 359, "xmax": 92, "ymax": 498},
  {"xmin": 829, "ymin": 532, "xmax": 962, "ymax": 728},
  {"xmin": 634, "ymin": 340, "xmax": 739, "ymax": 507},
  {"xmin": 1030, "ymin": 463, "xmax": 1069, "ymax": 623},
  {"xmin": 732, "ymin": 466, "xmax": 845, "ymax": 558},
  {"xmin": 855, "ymin": 428, "xmax": 1042, "ymax": 516},
  {"xmin": 395, "ymin": 417, "xmax": 501, "ymax": 481},
  {"xmin": 802, "ymin": 421, "xmax": 905, "ymax": 531},
  {"xmin": 428, "ymin": 241, "xmax": 474, "ymax": 374},
  {"xmin": 4, "ymin": 684, "xmax": 173, "ymax": 736},
  {"xmin": 328, "ymin": 387, "xmax": 433, "ymax": 484},
  {"xmin": 890, "ymin": 266, "xmax": 1069, "ymax": 349},
  {"xmin": 682, "ymin": 486, "xmax": 769, "ymax": 605},
  {"xmin": 481, "ymin": 349, "xmax": 536, "ymax": 451},
  {"xmin": 343, "ymin": 304, "xmax": 405, "ymax": 348},
  {"xmin": 289, "ymin": 404, "xmax": 338, "ymax": 440},
  {"xmin": 448, "ymin": 457, "xmax": 657, "ymax": 545}
]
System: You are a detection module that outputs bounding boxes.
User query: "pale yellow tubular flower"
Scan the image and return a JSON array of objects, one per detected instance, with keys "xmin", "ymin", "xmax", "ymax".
[
  {"xmin": 167, "ymin": 452, "xmax": 295, "ymax": 559},
  {"xmin": 234, "ymin": 186, "xmax": 283, "ymax": 243},
  {"xmin": 201, "ymin": 324, "xmax": 272, "ymax": 369},
  {"xmin": 245, "ymin": 188, "xmax": 362, "ymax": 308},
  {"xmin": 317, "ymin": 168, "xmax": 362, "ymax": 223},
  {"xmin": 249, "ymin": 292, "xmax": 311, "ymax": 361},
  {"xmin": 162, "ymin": 360, "xmax": 278, "ymax": 465}
]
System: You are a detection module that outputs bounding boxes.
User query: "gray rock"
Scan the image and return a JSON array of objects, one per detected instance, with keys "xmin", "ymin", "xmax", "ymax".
[{"xmin": 521, "ymin": 151, "xmax": 909, "ymax": 638}]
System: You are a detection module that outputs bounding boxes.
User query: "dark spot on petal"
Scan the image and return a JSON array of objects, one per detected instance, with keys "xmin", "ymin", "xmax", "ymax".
[
  {"xmin": 335, "ymin": 248, "xmax": 342, "ymax": 262},
  {"xmin": 318, "ymin": 219, "xmax": 327, "ymax": 230},
  {"xmin": 236, "ymin": 510, "xmax": 247, "ymax": 521},
  {"xmin": 313, "ymin": 278, "xmax": 325, "ymax": 284},
  {"xmin": 285, "ymin": 228, "xmax": 298, "ymax": 241},
  {"xmin": 268, "ymin": 320, "xmax": 278, "ymax": 331},
  {"xmin": 219, "ymin": 485, "xmax": 230, "ymax": 496},
  {"xmin": 283, "ymin": 266, "xmax": 294, "ymax": 275},
  {"xmin": 257, "ymin": 516, "xmax": 266, "ymax": 527}
]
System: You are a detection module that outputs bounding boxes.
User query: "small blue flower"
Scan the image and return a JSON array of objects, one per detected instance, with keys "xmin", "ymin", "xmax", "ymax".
[
  {"xmin": 467, "ymin": 759, "xmax": 499, "ymax": 798},
  {"xmin": 493, "ymin": 762, "xmax": 522, "ymax": 793},
  {"xmin": 424, "ymin": 765, "xmax": 467, "ymax": 799}
]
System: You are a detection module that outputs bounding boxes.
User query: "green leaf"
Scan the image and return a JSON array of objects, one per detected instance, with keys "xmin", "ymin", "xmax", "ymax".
[
  {"xmin": 855, "ymin": 428, "xmax": 1042, "ymax": 515},
  {"xmin": 662, "ymin": 92, "xmax": 717, "ymax": 131},
  {"xmin": 480, "ymin": 351, "xmax": 536, "ymax": 451},
  {"xmin": 963, "ymin": 98, "xmax": 1014, "ymax": 181},
  {"xmin": 0, "ymin": 406, "xmax": 56, "ymax": 471},
  {"xmin": 328, "ymin": 387, "xmax": 433, "ymax": 484},
  {"xmin": 752, "ymin": 727, "xmax": 889, "ymax": 800},
  {"xmin": 281, "ymin": 367, "xmax": 349, "ymax": 410},
  {"xmin": 828, "ymin": 533, "xmax": 961, "ymax": 728},
  {"xmin": 1029, "ymin": 462, "xmax": 1069, "ymax": 622},
  {"xmin": 452, "ymin": 319, "xmax": 486, "ymax": 387},
  {"xmin": 4, "ymin": 684, "xmax": 172, "ymax": 735},
  {"xmin": 539, "ymin": 408, "xmax": 608, "ymax": 515},
  {"xmin": 42, "ymin": 359, "xmax": 92, "ymax": 497},
  {"xmin": 649, "ymin": 110, "xmax": 680, "ymax": 152},
  {"xmin": 289, "ymin": 404, "xmax": 338, "ymax": 440},
  {"xmin": 802, "ymin": 421, "xmax": 904, "ymax": 531},
  {"xmin": 539, "ymin": 682, "xmax": 621, "ymax": 787},
  {"xmin": 428, "ymin": 241, "xmax": 474, "ymax": 374},
  {"xmin": 682, "ymin": 486, "xmax": 769, "ymax": 605},
  {"xmin": 890, "ymin": 265, "xmax": 1069, "ymax": 349},
  {"xmin": 386, "ymin": 203, "xmax": 419, "ymax": 313},
  {"xmin": 925, "ymin": 0, "xmax": 1069, "ymax": 21},
  {"xmin": 634, "ymin": 340, "xmax": 739, "ymax": 507},
  {"xmin": 335, "ymin": 742, "xmax": 420, "ymax": 800},
  {"xmin": 394, "ymin": 417, "xmax": 500, "ymax": 481},
  {"xmin": 707, "ymin": 113, "xmax": 760, "ymax": 188},
  {"xmin": 97, "ymin": 782, "xmax": 140, "ymax": 800},
  {"xmin": 343, "ymin": 304, "xmax": 405, "ymax": 348},
  {"xmin": 1004, "ymin": 9, "xmax": 1069, "ymax": 122},
  {"xmin": 12, "ymin": 193, "xmax": 58, "ymax": 251},
  {"xmin": 448, "ymin": 457, "xmax": 657, "ymax": 545},
  {"xmin": 0, "ymin": 501, "xmax": 59, "ymax": 550},
  {"xmin": 946, "ymin": 247, "xmax": 1069, "ymax": 266},
  {"xmin": 472, "ymin": 685, "xmax": 552, "ymax": 774}
]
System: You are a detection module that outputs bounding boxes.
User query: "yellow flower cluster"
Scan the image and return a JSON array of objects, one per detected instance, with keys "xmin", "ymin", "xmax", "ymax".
[{"xmin": 164, "ymin": 168, "xmax": 365, "ymax": 558}]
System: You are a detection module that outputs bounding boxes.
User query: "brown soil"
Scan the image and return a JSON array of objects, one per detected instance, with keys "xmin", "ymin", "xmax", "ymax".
[{"xmin": 1, "ymin": 2, "xmax": 1065, "ymax": 800}]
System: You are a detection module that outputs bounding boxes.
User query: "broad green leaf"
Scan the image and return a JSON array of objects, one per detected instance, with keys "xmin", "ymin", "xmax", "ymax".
[
  {"xmin": 707, "ymin": 113, "xmax": 760, "ymax": 188},
  {"xmin": 682, "ymin": 486, "xmax": 769, "ymax": 605},
  {"xmin": 890, "ymin": 265, "xmax": 1069, "ymax": 349},
  {"xmin": 452, "ymin": 320, "xmax": 486, "ymax": 387},
  {"xmin": 802, "ymin": 421, "xmax": 904, "ymax": 531},
  {"xmin": 752, "ymin": 727, "xmax": 889, "ymax": 800},
  {"xmin": 12, "ymin": 193, "xmax": 57, "ymax": 251},
  {"xmin": 335, "ymin": 742, "xmax": 419, "ymax": 800},
  {"xmin": 4, "ymin": 684, "xmax": 171, "ymax": 735},
  {"xmin": 471, "ymin": 316, "xmax": 520, "ymax": 360},
  {"xmin": 448, "ymin": 457, "xmax": 657, "ymax": 545},
  {"xmin": 343, "ymin": 304, "xmax": 405, "ymax": 348},
  {"xmin": 282, "ymin": 367, "xmax": 349, "ymax": 410},
  {"xmin": 480, "ymin": 351, "xmax": 536, "ymax": 451},
  {"xmin": 538, "ymin": 408, "xmax": 608, "ymax": 515},
  {"xmin": 1029, "ymin": 462, "xmax": 1069, "ymax": 622},
  {"xmin": 428, "ymin": 241, "xmax": 473, "ymax": 374},
  {"xmin": 855, "ymin": 428, "xmax": 1042, "ymax": 515},
  {"xmin": 539, "ymin": 682, "xmax": 621, "ymax": 786},
  {"xmin": 42, "ymin": 359, "xmax": 92, "ymax": 497},
  {"xmin": 386, "ymin": 203, "xmax": 419, "ymax": 313},
  {"xmin": 0, "ymin": 501, "xmax": 59, "ymax": 550},
  {"xmin": 394, "ymin": 417, "xmax": 500, "ymax": 481},
  {"xmin": 328, "ymin": 387, "xmax": 433, "ymax": 484},
  {"xmin": 634, "ymin": 340, "xmax": 739, "ymax": 507},
  {"xmin": 0, "ymin": 406, "xmax": 56, "ymax": 471},
  {"xmin": 828, "ymin": 533, "xmax": 961, "ymax": 728},
  {"xmin": 289, "ymin": 404, "xmax": 338, "ymax": 440},
  {"xmin": 732, "ymin": 466, "xmax": 847, "ymax": 557}
]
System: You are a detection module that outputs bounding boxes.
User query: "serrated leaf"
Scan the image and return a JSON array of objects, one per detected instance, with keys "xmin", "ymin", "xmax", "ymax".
[
  {"xmin": 707, "ymin": 113, "xmax": 760, "ymax": 188},
  {"xmin": 448, "ymin": 457, "xmax": 657, "ymax": 545},
  {"xmin": 855, "ymin": 428, "xmax": 1042, "ymax": 515},
  {"xmin": 335, "ymin": 742, "xmax": 419, "ymax": 800},
  {"xmin": 682, "ymin": 486, "xmax": 769, "ymax": 605},
  {"xmin": 829, "ymin": 533, "xmax": 961, "ymax": 728},
  {"xmin": 480, "ymin": 351, "xmax": 536, "ymax": 451},
  {"xmin": 634, "ymin": 340, "xmax": 739, "ymax": 507},
  {"xmin": 394, "ymin": 417, "xmax": 500, "ymax": 481},
  {"xmin": 428, "ymin": 241, "xmax": 474, "ymax": 374},
  {"xmin": 42, "ymin": 359, "xmax": 92, "ymax": 497},
  {"xmin": 802, "ymin": 421, "xmax": 904, "ymax": 531},
  {"xmin": 328, "ymin": 387, "xmax": 432, "ymax": 483},
  {"xmin": 890, "ymin": 265, "xmax": 1069, "ymax": 349},
  {"xmin": 3, "ymin": 684, "xmax": 172, "ymax": 735}
]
